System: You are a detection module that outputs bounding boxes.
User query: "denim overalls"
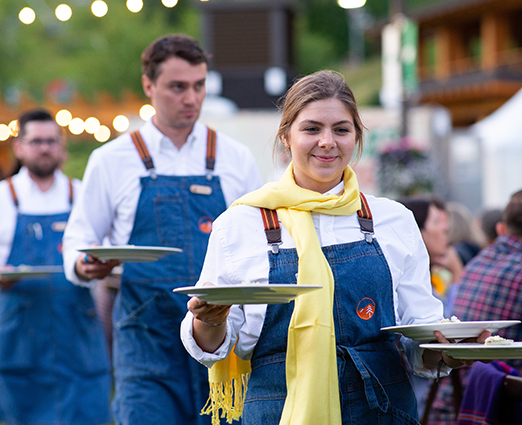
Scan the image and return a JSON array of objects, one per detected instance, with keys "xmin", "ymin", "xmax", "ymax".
[
  {"xmin": 243, "ymin": 203, "xmax": 419, "ymax": 425},
  {"xmin": 112, "ymin": 129, "xmax": 225, "ymax": 425},
  {"xmin": 0, "ymin": 178, "xmax": 111, "ymax": 425}
]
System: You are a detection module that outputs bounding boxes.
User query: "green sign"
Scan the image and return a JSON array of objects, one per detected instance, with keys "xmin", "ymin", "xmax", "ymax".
[{"xmin": 401, "ymin": 18, "xmax": 418, "ymax": 96}]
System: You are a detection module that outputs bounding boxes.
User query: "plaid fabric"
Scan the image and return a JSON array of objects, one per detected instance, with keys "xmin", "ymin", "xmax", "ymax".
[{"xmin": 427, "ymin": 235, "xmax": 522, "ymax": 424}]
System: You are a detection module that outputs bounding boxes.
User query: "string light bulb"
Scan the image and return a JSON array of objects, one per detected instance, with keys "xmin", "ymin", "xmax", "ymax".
[
  {"xmin": 91, "ymin": 0, "xmax": 108, "ymax": 17},
  {"xmin": 55, "ymin": 4, "xmax": 73, "ymax": 21},
  {"xmin": 19, "ymin": 7, "xmax": 36, "ymax": 24},
  {"xmin": 126, "ymin": 0, "xmax": 143, "ymax": 13}
]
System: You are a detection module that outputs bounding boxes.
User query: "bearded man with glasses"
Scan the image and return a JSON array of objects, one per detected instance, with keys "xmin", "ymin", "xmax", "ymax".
[{"xmin": 0, "ymin": 109, "xmax": 111, "ymax": 425}]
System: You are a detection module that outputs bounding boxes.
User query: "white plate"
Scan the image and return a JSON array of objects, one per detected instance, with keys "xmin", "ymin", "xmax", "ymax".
[
  {"xmin": 381, "ymin": 320, "xmax": 521, "ymax": 341},
  {"xmin": 173, "ymin": 284, "xmax": 323, "ymax": 305},
  {"xmin": 78, "ymin": 246, "xmax": 182, "ymax": 263},
  {"xmin": 420, "ymin": 342, "xmax": 522, "ymax": 360},
  {"xmin": 0, "ymin": 266, "xmax": 64, "ymax": 281}
]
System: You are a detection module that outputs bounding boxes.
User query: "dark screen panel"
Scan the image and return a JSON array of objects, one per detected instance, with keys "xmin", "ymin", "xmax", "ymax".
[{"xmin": 213, "ymin": 10, "xmax": 270, "ymax": 67}]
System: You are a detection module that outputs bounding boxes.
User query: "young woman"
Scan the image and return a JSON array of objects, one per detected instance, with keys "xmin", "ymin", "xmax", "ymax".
[{"xmin": 180, "ymin": 70, "xmax": 489, "ymax": 425}]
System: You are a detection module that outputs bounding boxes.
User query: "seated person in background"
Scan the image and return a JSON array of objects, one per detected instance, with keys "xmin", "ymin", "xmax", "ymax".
[
  {"xmin": 397, "ymin": 196, "xmax": 463, "ymax": 313},
  {"xmin": 427, "ymin": 189, "xmax": 522, "ymax": 424},
  {"xmin": 476, "ymin": 207, "xmax": 504, "ymax": 247},
  {"xmin": 446, "ymin": 202, "xmax": 481, "ymax": 266}
]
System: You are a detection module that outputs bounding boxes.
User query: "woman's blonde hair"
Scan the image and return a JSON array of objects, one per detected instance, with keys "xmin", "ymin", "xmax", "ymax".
[{"xmin": 275, "ymin": 70, "xmax": 366, "ymax": 162}]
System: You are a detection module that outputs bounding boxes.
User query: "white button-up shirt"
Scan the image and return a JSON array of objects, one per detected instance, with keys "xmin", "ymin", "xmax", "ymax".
[
  {"xmin": 62, "ymin": 119, "xmax": 264, "ymax": 285},
  {"xmin": 181, "ymin": 184, "xmax": 447, "ymax": 377},
  {"xmin": 0, "ymin": 167, "xmax": 81, "ymax": 265}
]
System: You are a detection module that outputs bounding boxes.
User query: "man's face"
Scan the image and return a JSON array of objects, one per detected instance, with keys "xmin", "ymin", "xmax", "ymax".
[
  {"xmin": 142, "ymin": 56, "xmax": 207, "ymax": 131},
  {"xmin": 13, "ymin": 121, "xmax": 66, "ymax": 178}
]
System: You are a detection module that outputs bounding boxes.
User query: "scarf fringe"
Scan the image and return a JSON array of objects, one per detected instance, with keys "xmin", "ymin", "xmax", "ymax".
[{"xmin": 201, "ymin": 373, "xmax": 250, "ymax": 425}]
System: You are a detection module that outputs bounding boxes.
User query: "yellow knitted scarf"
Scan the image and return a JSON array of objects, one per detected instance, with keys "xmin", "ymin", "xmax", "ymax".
[{"xmin": 202, "ymin": 163, "xmax": 361, "ymax": 425}]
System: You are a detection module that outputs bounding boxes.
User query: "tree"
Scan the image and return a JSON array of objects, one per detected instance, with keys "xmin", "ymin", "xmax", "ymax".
[{"xmin": 0, "ymin": 0, "xmax": 200, "ymax": 105}]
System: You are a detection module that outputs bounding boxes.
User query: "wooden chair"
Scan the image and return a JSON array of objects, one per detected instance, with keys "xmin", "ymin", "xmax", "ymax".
[{"xmin": 504, "ymin": 375, "xmax": 522, "ymax": 401}]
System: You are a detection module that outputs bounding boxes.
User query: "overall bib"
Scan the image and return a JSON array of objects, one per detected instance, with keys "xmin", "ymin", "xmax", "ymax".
[
  {"xmin": 112, "ymin": 129, "xmax": 226, "ymax": 425},
  {"xmin": 0, "ymin": 179, "xmax": 111, "ymax": 425},
  {"xmin": 243, "ymin": 204, "xmax": 419, "ymax": 425}
]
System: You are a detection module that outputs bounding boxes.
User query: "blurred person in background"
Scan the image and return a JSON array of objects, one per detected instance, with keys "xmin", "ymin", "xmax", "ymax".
[
  {"xmin": 476, "ymin": 207, "xmax": 504, "ymax": 247},
  {"xmin": 446, "ymin": 202, "xmax": 482, "ymax": 266},
  {"xmin": 444, "ymin": 202, "xmax": 483, "ymax": 315},
  {"xmin": 0, "ymin": 109, "xmax": 111, "ymax": 425},
  {"xmin": 62, "ymin": 34, "xmax": 263, "ymax": 425},
  {"xmin": 425, "ymin": 189, "xmax": 522, "ymax": 424},
  {"xmin": 397, "ymin": 196, "xmax": 463, "ymax": 313}
]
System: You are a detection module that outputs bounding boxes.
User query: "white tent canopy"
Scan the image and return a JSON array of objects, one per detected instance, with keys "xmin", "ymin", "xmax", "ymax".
[{"xmin": 471, "ymin": 88, "xmax": 522, "ymax": 208}]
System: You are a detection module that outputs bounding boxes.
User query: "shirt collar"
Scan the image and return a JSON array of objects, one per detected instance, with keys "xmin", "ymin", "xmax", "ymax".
[
  {"xmin": 138, "ymin": 119, "xmax": 205, "ymax": 155},
  {"xmin": 17, "ymin": 166, "xmax": 61, "ymax": 192},
  {"xmin": 323, "ymin": 180, "xmax": 345, "ymax": 196}
]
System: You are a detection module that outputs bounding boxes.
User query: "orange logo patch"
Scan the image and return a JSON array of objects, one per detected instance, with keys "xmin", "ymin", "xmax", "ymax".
[
  {"xmin": 198, "ymin": 216, "xmax": 213, "ymax": 234},
  {"xmin": 356, "ymin": 297, "xmax": 376, "ymax": 320}
]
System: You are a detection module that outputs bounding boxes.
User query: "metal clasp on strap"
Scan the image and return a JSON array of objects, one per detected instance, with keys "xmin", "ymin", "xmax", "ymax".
[
  {"xmin": 206, "ymin": 128, "xmax": 216, "ymax": 181},
  {"xmin": 357, "ymin": 193, "xmax": 374, "ymax": 243},
  {"xmin": 130, "ymin": 130, "xmax": 157, "ymax": 180},
  {"xmin": 261, "ymin": 209, "xmax": 282, "ymax": 255},
  {"xmin": 266, "ymin": 229, "xmax": 282, "ymax": 254}
]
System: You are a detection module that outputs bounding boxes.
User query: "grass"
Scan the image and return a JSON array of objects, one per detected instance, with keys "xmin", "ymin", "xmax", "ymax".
[{"xmin": 339, "ymin": 55, "xmax": 383, "ymax": 107}]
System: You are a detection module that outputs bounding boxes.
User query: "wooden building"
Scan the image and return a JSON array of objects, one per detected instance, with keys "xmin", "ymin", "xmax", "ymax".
[{"xmin": 413, "ymin": 0, "xmax": 522, "ymax": 127}]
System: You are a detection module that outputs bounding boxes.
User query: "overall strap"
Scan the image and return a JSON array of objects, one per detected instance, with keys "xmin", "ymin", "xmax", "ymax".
[
  {"xmin": 357, "ymin": 192, "xmax": 374, "ymax": 243},
  {"xmin": 6, "ymin": 176, "xmax": 75, "ymax": 209},
  {"xmin": 206, "ymin": 127, "xmax": 217, "ymax": 180},
  {"xmin": 131, "ymin": 128, "xmax": 217, "ymax": 180},
  {"xmin": 260, "ymin": 192, "xmax": 375, "ymax": 251},
  {"xmin": 260, "ymin": 208, "xmax": 282, "ymax": 254},
  {"xmin": 6, "ymin": 177, "xmax": 19, "ymax": 208},
  {"xmin": 130, "ymin": 130, "xmax": 157, "ymax": 179},
  {"xmin": 68, "ymin": 177, "xmax": 74, "ymax": 206}
]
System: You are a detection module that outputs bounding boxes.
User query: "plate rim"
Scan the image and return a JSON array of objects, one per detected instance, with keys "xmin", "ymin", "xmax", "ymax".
[
  {"xmin": 0, "ymin": 265, "xmax": 64, "ymax": 279},
  {"xmin": 420, "ymin": 342, "xmax": 522, "ymax": 350},
  {"xmin": 419, "ymin": 342, "xmax": 522, "ymax": 359},
  {"xmin": 173, "ymin": 284, "xmax": 323, "ymax": 305},
  {"xmin": 173, "ymin": 284, "xmax": 323, "ymax": 294},
  {"xmin": 78, "ymin": 245, "xmax": 182, "ymax": 253},
  {"xmin": 381, "ymin": 320, "xmax": 522, "ymax": 332}
]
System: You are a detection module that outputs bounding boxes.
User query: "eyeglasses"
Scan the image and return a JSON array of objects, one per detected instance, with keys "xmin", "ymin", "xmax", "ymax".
[{"xmin": 23, "ymin": 138, "xmax": 61, "ymax": 147}]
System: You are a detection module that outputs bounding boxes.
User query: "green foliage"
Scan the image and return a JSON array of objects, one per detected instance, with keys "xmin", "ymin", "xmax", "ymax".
[
  {"xmin": 0, "ymin": 1, "xmax": 200, "ymax": 103},
  {"xmin": 63, "ymin": 139, "xmax": 101, "ymax": 180},
  {"xmin": 338, "ymin": 56, "xmax": 382, "ymax": 106},
  {"xmin": 294, "ymin": 16, "xmax": 338, "ymax": 75}
]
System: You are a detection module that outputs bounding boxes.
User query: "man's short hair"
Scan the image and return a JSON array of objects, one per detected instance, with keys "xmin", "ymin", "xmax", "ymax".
[
  {"xmin": 504, "ymin": 189, "xmax": 522, "ymax": 238},
  {"xmin": 17, "ymin": 109, "xmax": 54, "ymax": 139},
  {"xmin": 141, "ymin": 34, "xmax": 209, "ymax": 83}
]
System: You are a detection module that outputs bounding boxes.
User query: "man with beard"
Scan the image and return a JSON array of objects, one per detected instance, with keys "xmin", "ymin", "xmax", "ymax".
[
  {"xmin": 62, "ymin": 34, "xmax": 263, "ymax": 425},
  {"xmin": 0, "ymin": 110, "xmax": 111, "ymax": 425}
]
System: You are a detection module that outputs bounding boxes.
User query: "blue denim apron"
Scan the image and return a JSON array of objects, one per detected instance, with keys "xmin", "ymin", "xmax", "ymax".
[
  {"xmin": 243, "ymin": 210, "xmax": 419, "ymax": 424},
  {"xmin": 0, "ymin": 182, "xmax": 111, "ymax": 425},
  {"xmin": 112, "ymin": 129, "xmax": 225, "ymax": 425}
]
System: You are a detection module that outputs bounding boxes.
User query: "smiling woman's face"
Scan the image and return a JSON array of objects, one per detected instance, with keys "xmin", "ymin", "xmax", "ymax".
[{"xmin": 282, "ymin": 98, "xmax": 356, "ymax": 194}]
